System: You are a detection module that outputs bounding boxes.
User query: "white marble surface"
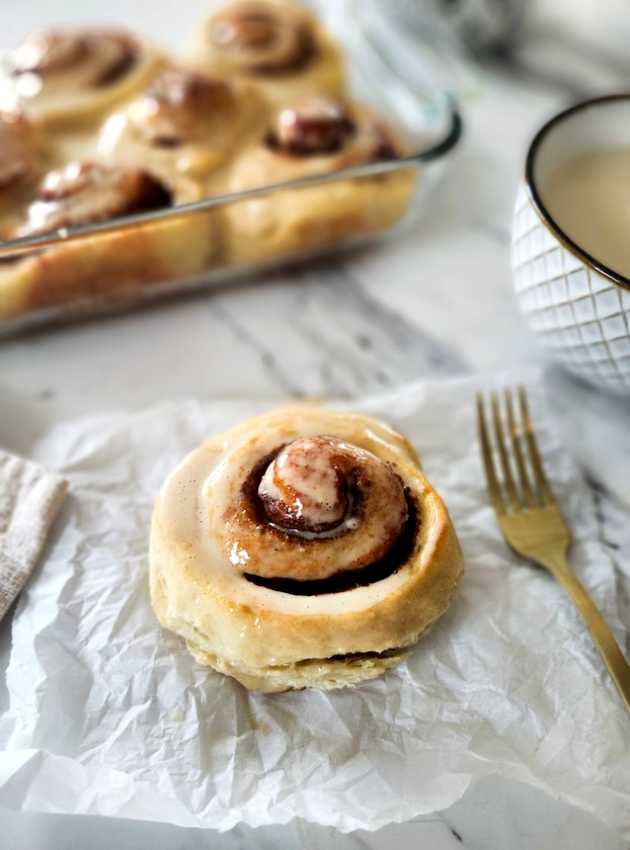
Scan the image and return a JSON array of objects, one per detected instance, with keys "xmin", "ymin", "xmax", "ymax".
[{"xmin": 2, "ymin": 0, "xmax": 630, "ymax": 847}]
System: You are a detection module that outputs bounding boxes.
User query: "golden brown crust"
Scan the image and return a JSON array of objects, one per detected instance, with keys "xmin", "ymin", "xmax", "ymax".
[
  {"xmin": 187, "ymin": 0, "xmax": 345, "ymax": 106},
  {"xmin": 149, "ymin": 405, "xmax": 464, "ymax": 692}
]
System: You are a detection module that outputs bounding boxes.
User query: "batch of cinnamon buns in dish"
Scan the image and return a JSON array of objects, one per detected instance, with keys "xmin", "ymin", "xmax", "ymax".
[{"xmin": 0, "ymin": 0, "xmax": 416, "ymax": 320}]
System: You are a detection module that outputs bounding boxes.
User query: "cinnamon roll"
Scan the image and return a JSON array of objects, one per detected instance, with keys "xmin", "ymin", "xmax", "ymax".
[
  {"xmin": 187, "ymin": 0, "xmax": 344, "ymax": 106},
  {"xmin": 150, "ymin": 406, "xmax": 463, "ymax": 692},
  {"xmin": 223, "ymin": 96, "xmax": 416, "ymax": 263},
  {"xmin": 97, "ymin": 68, "xmax": 267, "ymax": 187},
  {"xmin": 0, "ymin": 28, "xmax": 165, "ymax": 126},
  {"xmin": 0, "ymin": 160, "xmax": 215, "ymax": 319}
]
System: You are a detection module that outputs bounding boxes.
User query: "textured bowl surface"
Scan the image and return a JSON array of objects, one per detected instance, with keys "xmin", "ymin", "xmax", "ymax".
[{"xmin": 512, "ymin": 97, "xmax": 630, "ymax": 394}]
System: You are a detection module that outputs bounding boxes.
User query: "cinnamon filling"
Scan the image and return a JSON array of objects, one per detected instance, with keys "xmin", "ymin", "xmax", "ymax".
[
  {"xmin": 263, "ymin": 100, "xmax": 402, "ymax": 162},
  {"xmin": 318, "ymin": 647, "xmax": 406, "ymax": 664},
  {"xmin": 17, "ymin": 161, "xmax": 171, "ymax": 236},
  {"xmin": 152, "ymin": 136, "xmax": 182, "ymax": 149},
  {"xmin": 235, "ymin": 437, "xmax": 416, "ymax": 594},
  {"xmin": 9, "ymin": 31, "xmax": 88, "ymax": 75},
  {"xmin": 370, "ymin": 122, "xmax": 400, "ymax": 161},
  {"xmin": 94, "ymin": 36, "xmax": 137, "ymax": 87},
  {"xmin": 266, "ymin": 98, "xmax": 355, "ymax": 156},
  {"xmin": 139, "ymin": 70, "xmax": 234, "ymax": 146},
  {"xmin": 212, "ymin": 9, "xmax": 277, "ymax": 49},
  {"xmin": 208, "ymin": 2, "xmax": 315, "ymax": 74},
  {"xmin": 245, "ymin": 489, "xmax": 418, "ymax": 596},
  {"xmin": 8, "ymin": 29, "xmax": 138, "ymax": 89},
  {"xmin": 249, "ymin": 26, "xmax": 314, "ymax": 75},
  {"xmin": 146, "ymin": 70, "xmax": 228, "ymax": 112}
]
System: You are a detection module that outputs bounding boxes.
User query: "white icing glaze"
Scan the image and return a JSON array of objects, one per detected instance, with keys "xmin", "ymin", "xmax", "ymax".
[
  {"xmin": 269, "ymin": 512, "xmax": 360, "ymax": 541},
  {"xmin": 258, "ymin": 436, "xmax": 346, "ymax": 528}
]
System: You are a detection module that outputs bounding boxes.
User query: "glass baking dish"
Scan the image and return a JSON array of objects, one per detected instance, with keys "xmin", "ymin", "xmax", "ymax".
[{"xmin": 0, "ymin": 0, "xmax": 462, "ymax": 336}]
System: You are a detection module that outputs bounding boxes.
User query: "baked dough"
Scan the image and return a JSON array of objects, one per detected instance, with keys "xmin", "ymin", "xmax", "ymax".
[
  {"xmin": 97, "ymin": 68, "xmax": 268, "ymax": 189},
  {"xmin": 187, "ymin": 0, "xmax": 344, "ymax": 106},
  {"xmin": 0, "ymin": 161, "xmax": 215, "ymax": 319},
  {"xmin": 0, "ymin": 7, "xmax": 418, "ymax": 325},
  {"xmin": 223, "ymin": 96, "xmax": 416, "ymax": 264},
  {"xmin": 0, "ymin": 28, "xmax": 165, "ymax": 128},
  {"xmin": 150, "ymin": 405, "xmax": 464, "ymax": 692}
]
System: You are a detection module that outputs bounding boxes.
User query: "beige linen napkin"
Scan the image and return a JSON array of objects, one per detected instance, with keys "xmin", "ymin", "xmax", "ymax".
[{"xmin": 0, "ymin": 450, "xmax": 67, "ymax": 622}]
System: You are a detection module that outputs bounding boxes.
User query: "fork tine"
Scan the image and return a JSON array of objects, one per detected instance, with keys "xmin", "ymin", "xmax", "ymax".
[
  {"xmin": 504, "ymin": 387, "xmax": 536, "ymax": 508},
  {"xmin": 476, "ymin": 393, "xmax": 506, "ymax": 514},
  {"xmin": 491, "ymin": 391, "xmax": 520, "ymax": 509},
  {"xmin": 518, "ymin": 385, "xmax": 554, "ymax": 504}
]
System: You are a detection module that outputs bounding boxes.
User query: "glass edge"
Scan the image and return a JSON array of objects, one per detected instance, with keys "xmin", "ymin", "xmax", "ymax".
[
  {"xmin": 0, "ymin": 99, "xmax": 462, "ymax": 258},
  {"xmin": 0, "ymin": 193, "xmax": 428, "ymax": 337}
]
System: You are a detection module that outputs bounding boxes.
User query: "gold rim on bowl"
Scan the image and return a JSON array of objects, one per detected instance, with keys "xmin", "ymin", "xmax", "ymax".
[{"xmin": 524, "ymin": 92, "xmax": 630, "ymax": 294}]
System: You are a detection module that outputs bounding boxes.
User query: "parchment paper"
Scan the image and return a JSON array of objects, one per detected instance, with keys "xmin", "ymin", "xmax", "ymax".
[{"xmin": 0, "ymin": 375, "xmax": 628, "ymax": 835}]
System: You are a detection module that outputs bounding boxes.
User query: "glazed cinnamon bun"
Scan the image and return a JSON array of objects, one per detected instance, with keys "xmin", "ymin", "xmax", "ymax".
[
  {"xmin": 150, "ymin": 406, "xmax": 463, "ymax": 692},
  {"xmin": 0, "ymin": 160, "xmax": 215, "ymax": 319},
  {"xmin": 0, "ymin": 28, "xmax": 165, "ymax": 126},
  {"xmin": 187, "ymin": 0, "xmax": 344, "ymax": 105},
  {"xmin": 97, "ymin": 68, "xmax": 267, "ymax": 187},
  {"xmin": 223, "ymin": 96, "xmax": 416, "ymax": 263}
]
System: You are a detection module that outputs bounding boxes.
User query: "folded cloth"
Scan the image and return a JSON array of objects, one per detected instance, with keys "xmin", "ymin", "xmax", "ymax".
[{"xmin": 0, "ymin": 450, "xmax": 67, "ymax": 622}]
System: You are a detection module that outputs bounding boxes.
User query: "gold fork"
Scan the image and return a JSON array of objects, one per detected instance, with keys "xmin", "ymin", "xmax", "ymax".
[{"xmin": 477, "ymin": 385, "xmax": 630, "ymax": 715}]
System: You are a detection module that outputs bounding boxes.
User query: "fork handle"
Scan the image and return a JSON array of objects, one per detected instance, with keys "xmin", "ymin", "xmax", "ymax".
[{"xmin": 546, "ymin": 552, "xmax": 630, "ymax": 715}]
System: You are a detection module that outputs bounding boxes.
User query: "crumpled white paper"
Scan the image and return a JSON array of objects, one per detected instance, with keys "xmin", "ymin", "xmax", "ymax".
[{"xmin": 0, "ymin": 375, "xmax": 628, "ymax": 835}]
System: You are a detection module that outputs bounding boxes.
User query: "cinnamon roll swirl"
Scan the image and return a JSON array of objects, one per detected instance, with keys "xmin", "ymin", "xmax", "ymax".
[
  {"xmin": 97, "ymin": 68, "xmax": 266, "ymax": 186},
  {"xmin": 14, "ymin": 161, "xmax": 170, "ymax": 237},
  {"xmin": 188, "ymin": 0, "xmax": 344, "ymax": 105},
  {"xmin": 150, "ymin": 406, "xmax": 463, "ymax": 692},
  {"xmin": 224, "ymin": 96, "xmax": 416, "ymax": 263},
  {"xmin": 1, "ymin": 28, "xmax": 165, "ymax": 126},
  {"xmin": 0, "ymin": 161, "xmax": 215, "ymax": 319}
]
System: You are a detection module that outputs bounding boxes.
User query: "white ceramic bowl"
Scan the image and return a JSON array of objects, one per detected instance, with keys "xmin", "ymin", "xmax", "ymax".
[{"xmin": 512, "ymin": 95, "xmax": 630, "ymax": 393}]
